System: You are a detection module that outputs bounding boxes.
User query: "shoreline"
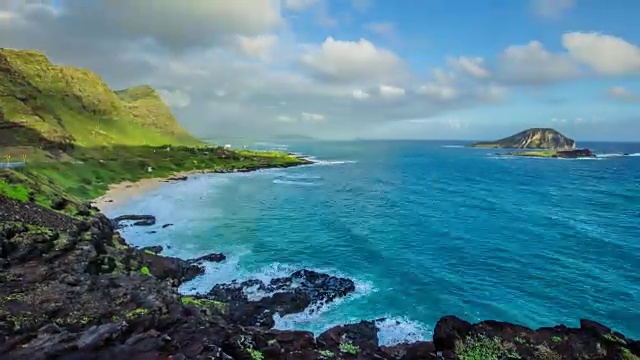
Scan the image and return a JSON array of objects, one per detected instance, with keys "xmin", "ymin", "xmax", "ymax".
[{"xmin": 92, "ymin": 159, "xmax": 315, "ymax": 212}]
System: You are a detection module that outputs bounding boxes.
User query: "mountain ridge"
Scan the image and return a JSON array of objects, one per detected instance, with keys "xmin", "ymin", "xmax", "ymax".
[{"xmin": 0, "ymin": 47, "xmax": 199, "ymax": 160}]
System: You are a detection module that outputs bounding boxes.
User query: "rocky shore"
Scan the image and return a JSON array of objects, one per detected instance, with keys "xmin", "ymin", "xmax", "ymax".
[{"xmin": 2, "ymin": 194, "xmax": 640, "ymax": 359}]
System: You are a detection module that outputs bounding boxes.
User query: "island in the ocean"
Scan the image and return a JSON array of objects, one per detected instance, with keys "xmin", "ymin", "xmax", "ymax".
[
  {"xmin": 470, "ymin": 128, "xmax": 595, "ymax": 158},
  {"xmin": 2, "ymin": 48, "xmax": 639, "ymax": 359}
]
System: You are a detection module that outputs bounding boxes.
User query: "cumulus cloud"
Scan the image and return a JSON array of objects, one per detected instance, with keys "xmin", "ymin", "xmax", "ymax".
[
  {"xmin": 235, "ymin": 35, "xmax": 278, "ymax": 60},
  {"xmin": 447, "ymin": 56, "xmax": 491, "ymax": 79},
  {"xmin": 378, "ymin": 85, "xmax": 406, "ymax": 98},
  {"xmin": 563, "ymin": 32, "xmax": 640, "ymax": 76},
  {"xmin": 496, "ymin": 40, "xmax": 581, "ymax": 84},
  {"xmin": 300, "ymin": 37, "xmax": 404, "ymax": 83},
  {"xmin": 5, "ymin": 0, "xmax": 618, "ymax": 140},
  {"xmin": 607, "ymin": 86, "xmax": 639, "ymax": 103},
  {"xmin": 531, "ymin": 0, "xmax": 576, "ymax": 19}
]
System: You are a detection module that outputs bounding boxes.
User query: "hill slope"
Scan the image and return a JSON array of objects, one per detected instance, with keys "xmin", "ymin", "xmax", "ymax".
[
  {"xmin": 470, "ymin": 128, "xmax": 576, "ymax": 149},
  {"xmin": 0, "ymin": 48, "xmax": 199, "ymax": 160}
]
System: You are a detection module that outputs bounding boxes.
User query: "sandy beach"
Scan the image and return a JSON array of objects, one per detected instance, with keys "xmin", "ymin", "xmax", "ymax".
[{"xmin": 91, "ymin": 170, "xmax": 204, "ymax": 212}]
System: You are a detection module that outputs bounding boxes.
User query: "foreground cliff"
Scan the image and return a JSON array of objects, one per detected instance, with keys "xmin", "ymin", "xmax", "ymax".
[
  {"xmin": 471, "ymin": 128, "xmax": 576, "ymax": 149},
  {"xmin": 1, "ymin": 195, "xmax": 639, "ymax": 360}
]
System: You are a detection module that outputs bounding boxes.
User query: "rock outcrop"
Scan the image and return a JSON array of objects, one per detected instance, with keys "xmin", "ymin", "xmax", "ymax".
[
  {"xmin": 2, "ymin": 195, "xmax": 639, "ymax": 359},
  {"xmin": 471, "ymin": 128, "xmax": 576, "ymax": 149}
]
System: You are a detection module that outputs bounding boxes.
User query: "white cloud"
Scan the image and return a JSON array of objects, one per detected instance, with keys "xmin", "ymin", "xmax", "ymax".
[
  {"xmin": 235, "ymin": 35, "xmax": 278, "ymax": 60},
  {"xmin": 276, "ymin": 115, "xmax": 297, "ymax": 122},
  {"xmin": 301, "ymin": 112, "xmax": 325, "ymax": 121},
  {"xmin": 364, "ymin": 22, "xmax": 396, "ymax": 37},
  {"xmin": 300, "ymin": 36, "xmax": 404, "ymax": 83},
  {"xmin": 497, "ymin": 40, "xmax": 580, "ymax": 84},
  {"xmin": 476, "ymin": 84, "xmax": 507, "ymax": 102},
  {"xmin": 563, "ymin": 32, "xmax": 640, "ymax": 76},
  {"xmin": 157, "ymin": 89, "xmax": 191, "ymax": 108},
  {"xmin": 352, "ymin": 89, "xmax": 371, "ymax": 100},
  {"xmin": 284, "ymin": 0, "xmax": 320, "ymax": 11},
  {"xmin": 531, "ymin": 0, "xmax": 576, "ymax": 19},
  {"xmin": 607, "ymin": 86, "xmax": 639, "ymax": 103},
  {"xmin": 417, "ymin": 69, "xmax": 459, "ymax": 101},
  {"xmin": 447, "ymin": 56, "xmax": 491, "ymax": 79},
  {"xmin": 378, "ymin": 85, "xmax": 406, "ymax": 98}
]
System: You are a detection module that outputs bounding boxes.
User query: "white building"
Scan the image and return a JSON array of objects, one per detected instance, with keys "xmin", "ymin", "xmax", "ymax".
[{"xmin": 223, "ymin": 144, "xmax": 232, "ymax": 150}]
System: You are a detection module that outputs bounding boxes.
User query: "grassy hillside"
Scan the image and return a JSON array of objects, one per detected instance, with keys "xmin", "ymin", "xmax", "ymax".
[
  {"xmin": 0, "ymin": 47, "xmax": 200, "ymax": 160},
  {"xmin": 0, "ymin": 48, "xmax": 307, "ymax": 210}
]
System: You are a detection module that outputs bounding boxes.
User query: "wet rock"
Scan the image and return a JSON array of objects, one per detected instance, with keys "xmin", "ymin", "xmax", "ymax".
[
  {"xmin": 111, "ymin": 215, "xmax": 156, "ymax": 228},
  {"xmin": 433, "ymin": 316, "xmax": 472, "ymax": 351},
  {"xmin": 161, "ymin": 223, "xmax": 173, "ymax": 229},
  {"xmin": 140, "ymin": 245, "xmax": 163, "ymax": 254},
  {"xmin": 188, "ymin": 252, "xmax": 226, "ymax": 264},
  {"xmin": 208, "ymin": 270, "xmax": 355, "ymax": 327}
]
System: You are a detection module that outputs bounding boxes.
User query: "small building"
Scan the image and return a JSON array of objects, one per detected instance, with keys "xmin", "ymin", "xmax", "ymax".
[{"xmin": 223, "ymin": 144, "xmax": 232, "ymax": 150}]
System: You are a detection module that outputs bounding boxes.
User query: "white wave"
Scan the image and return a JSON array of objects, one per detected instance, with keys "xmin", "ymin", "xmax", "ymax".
[
  {"xmin": 311, "ymin": 159, "xmax": 357, "ymax": 166},
  {"xmin": 628, "ymin": 153, "xmax": 640, "ymax": 157},
  {"xmin": 441, "ymin": 145, "xmax": 464, "ymax": 148},
  {"xmin": 280, "ymin": 174, "xmax": 322, "ymax": 181},
  {"xmin": 273, "ymin": 179, "xmax": 321, "ymax": 186},
  {"xmin": 595, "ymin": 153, "xmax": 624, "ymax": 158},
  {"xmin": 375, "ymin": 318, "xmax": 431, "ymax": 346}
]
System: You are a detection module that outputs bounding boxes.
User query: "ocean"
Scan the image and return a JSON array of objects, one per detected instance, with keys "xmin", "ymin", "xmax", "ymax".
[{"xmin": 106, "ymin": 140, "xmax": 640, "ymax": 346}]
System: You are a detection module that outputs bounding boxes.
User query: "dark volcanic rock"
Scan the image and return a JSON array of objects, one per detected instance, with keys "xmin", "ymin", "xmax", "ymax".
[
  {"xmin": 2, "ymin": 192, "xmax": 640, "ymax": 359},
  {"xmin": 140, "ymin": 245, "xmax": 163, "ymax": 254},
  {"xmin": 188, "ymin": 252, "xmax": 226, "ymax": 263},
  {"xmin": 111, "ymin": 215, "xmax": 156, "ymax": 228},
  {"xmin": 161, "ymin": 223, "xmax": 173, "ymax": 229},
  {"xmin": 555, "ymin": 148, "xmax": 595, "ymax": 158},
  {"xmin": 208, "ymin": 269, "xmax": 356, "ymax": 327}
]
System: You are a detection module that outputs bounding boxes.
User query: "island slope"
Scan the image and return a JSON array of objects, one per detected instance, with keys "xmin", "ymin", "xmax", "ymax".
[{"xmin": 470, "ymin": 128, "xmax": 576, "ymax": 149}]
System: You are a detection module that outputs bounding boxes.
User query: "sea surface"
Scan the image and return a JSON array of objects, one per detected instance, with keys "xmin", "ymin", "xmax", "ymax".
[{"xmin": 107, "ymin": 140, "xmax": 640, "ymax": 345}]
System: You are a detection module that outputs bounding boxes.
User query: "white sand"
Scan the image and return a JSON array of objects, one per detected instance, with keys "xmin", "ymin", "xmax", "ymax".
[{"xmin": 91, "ymin": 170, "xmax": 205, "ymax": 212}]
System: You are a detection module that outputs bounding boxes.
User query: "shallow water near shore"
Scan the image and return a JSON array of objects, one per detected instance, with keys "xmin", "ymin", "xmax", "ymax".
[{"xmin": 107, "ymin": 140, "xmax": 640, "ymax": 345}]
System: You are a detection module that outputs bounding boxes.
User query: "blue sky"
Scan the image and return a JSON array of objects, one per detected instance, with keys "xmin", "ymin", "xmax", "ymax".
[{"xmin": 2, "ymin": 0, "xmax": 639, "ymax": 140}]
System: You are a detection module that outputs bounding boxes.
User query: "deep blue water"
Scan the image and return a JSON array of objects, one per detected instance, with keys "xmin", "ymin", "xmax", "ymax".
[{"xmin": 109, "ymin": 140, "xmax": 640, "ymax": 345}]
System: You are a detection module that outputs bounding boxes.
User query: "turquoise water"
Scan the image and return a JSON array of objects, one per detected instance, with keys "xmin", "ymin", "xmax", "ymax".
[{"xmin": 109, "ymin": 140, "xmax": 640, "ymax": 345}]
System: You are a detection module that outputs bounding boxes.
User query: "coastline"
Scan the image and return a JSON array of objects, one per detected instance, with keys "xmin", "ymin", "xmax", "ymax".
[{"xmin": 92, "ymin": 158, "xmax": 315, "ymax": 212}]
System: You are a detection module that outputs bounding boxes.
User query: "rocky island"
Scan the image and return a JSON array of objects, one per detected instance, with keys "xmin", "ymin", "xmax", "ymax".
[
  {"xmin": 470, "ymin": 128, "xmax": 596, "ymax": 159},
  {"xmin": 2, "ymin": 48, "xmax": 639, "ymax": 359}
]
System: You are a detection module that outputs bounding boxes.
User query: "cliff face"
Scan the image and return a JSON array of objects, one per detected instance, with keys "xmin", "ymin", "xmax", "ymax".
[
  {"xmin": 471, "ymin": 128, "xmax": 576, "ymax": 149},
  {"xmin": 0, "ymin": 48, "xmax": 198, "ymax": 152}
]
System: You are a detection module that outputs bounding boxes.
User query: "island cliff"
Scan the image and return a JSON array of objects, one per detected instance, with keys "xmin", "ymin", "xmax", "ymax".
[
  {"xmin": 470, "ymin": 128, "xmax": 576, "ymax": 150},
  {"xmin": 1, "ymin": 49, "xmax": 638, "ymax": 359}
]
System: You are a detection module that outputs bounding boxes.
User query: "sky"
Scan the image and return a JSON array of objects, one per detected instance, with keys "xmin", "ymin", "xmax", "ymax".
[{"xmin": 1, "ymin": 0, "xmax": 639, "ymax": 141}]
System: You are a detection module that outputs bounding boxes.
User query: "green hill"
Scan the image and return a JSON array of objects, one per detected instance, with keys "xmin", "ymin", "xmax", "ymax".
[
  {"xmin": 0, "ymin": 48, "xmax": 199, "ymax": 161},
  {"xmin": 0, "ymin": 48, "xmax": 306, "ymax": 209}
]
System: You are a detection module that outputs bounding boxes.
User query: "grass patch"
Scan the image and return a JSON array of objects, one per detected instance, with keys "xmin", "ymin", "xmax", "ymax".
[
  {"xmin": 246, "ymin": 348, "xmax": 263, "ymax": 360},
  {"xmin": 622, "ymin": 348, "xmax": 640, "ymax": 360},
  {"xmin": 180, "ymin": 296, "xmax": 228, "ymax": 314},
  {"xmin": 603, "ymin": 333, "xmax": 627, "ymax": 345},
  {"xmin": 339, "ymin": 342, "xmax": 359, "ymax": 355},
  {"xmin": 551, "ymin": 336, "xmax": 562, "ymax": 343},
  {"xmin": 125, "ymin": 307, "xmax": 149, "ymax": 320},
  {"xmin": 510, "ymin": 150, "xmax": 557, "ymax": 158},
  {"xmin": 455, "ymin": 334, "xmax": 520, "ymax": 360},
  {"xmin": 319, "ymin": 349, "xmax": 335, "ymax": 358}
]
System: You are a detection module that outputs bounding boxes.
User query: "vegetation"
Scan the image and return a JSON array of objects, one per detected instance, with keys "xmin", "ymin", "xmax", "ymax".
[
  {"xmin": 319, "ymin": 349, "xmax": 335, "ymax": 358},
  {"xmin": 246, "ymin": 348, "xmax": 263, "ymax": 360},
  {"xmin": 0, "ymin": 48, "xmax": 307, "ymax": 207},
  {"xmin": 455, "ymin": 334, "xmax": 520, "ymax": 360},
  {"xmin": 551, "ymin": 336, "xmax": 562, "ymax": 343},
  {"xmin": 139, "ymin": 266, "xmax": 151, "ymax": 276},
  {"xmin": 180, "ymin": 296, "xmax": 228, "ymax": 314},
  {"xmin": 510, "ymin": 150, "xmax": 558, "ymax": 158},
  {"xmin": 339, "ymin": 342, "xmax": 359, "ymax": 355}
]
